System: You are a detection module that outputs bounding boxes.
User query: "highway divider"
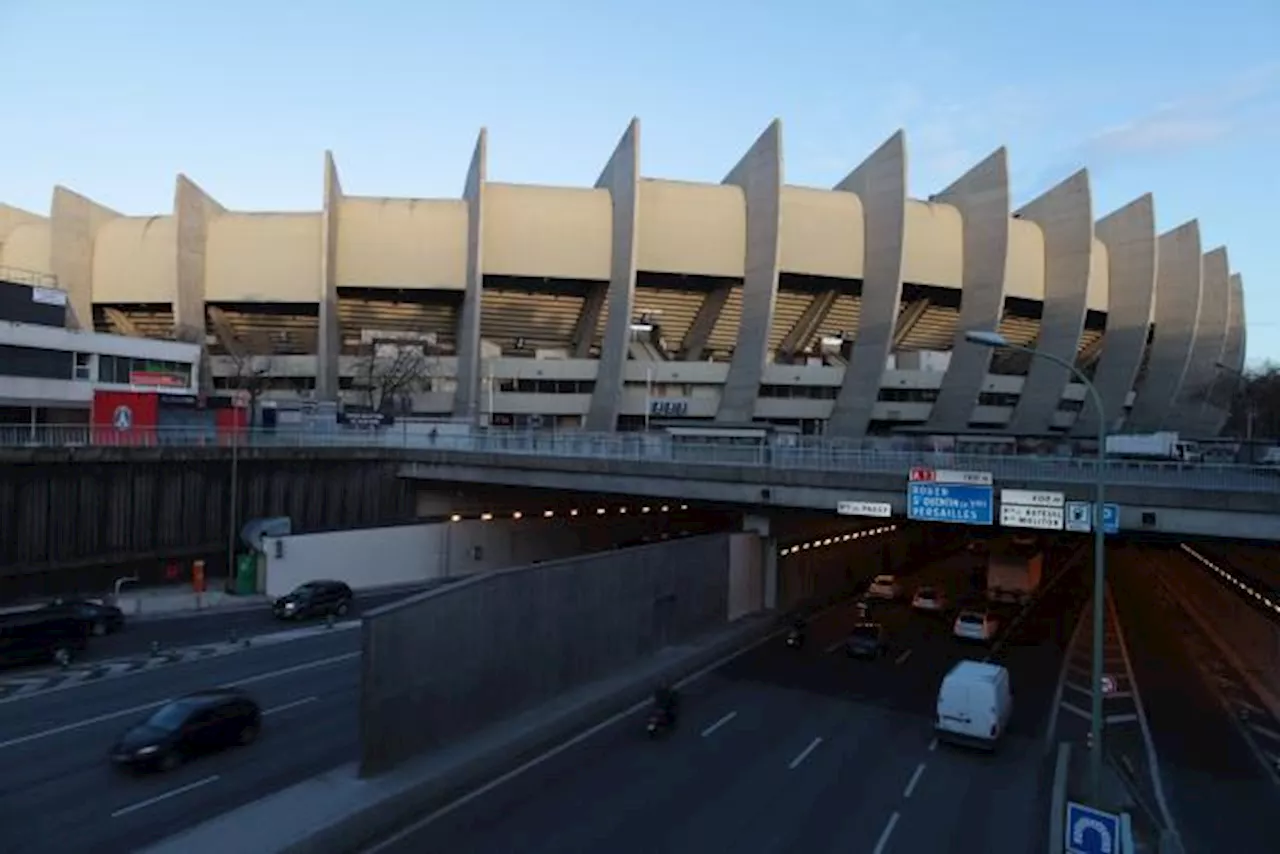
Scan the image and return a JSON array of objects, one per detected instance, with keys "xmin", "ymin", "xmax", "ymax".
[{"xmin": 137, "ymin": 612, "xmax": 781, "ymax": 854}]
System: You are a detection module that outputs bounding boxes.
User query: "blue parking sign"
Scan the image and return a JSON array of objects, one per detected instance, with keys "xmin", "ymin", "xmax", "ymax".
[{"xmin": 1066, "ymin": 801, "xmax": 1121, "ymax": 854}]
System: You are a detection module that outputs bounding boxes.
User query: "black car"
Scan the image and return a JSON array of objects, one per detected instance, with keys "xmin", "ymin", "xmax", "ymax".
[
  {"xmin": 111, "ymin": 689, "xmax": 261, "ymax": 772},
  {"xmin": 0, "ymin": 612, "xmax": 91, "ymax": 670},
  {"xmin": 271, "ymin": 580, "xmax": 353, "ymax": 621},
  {"xmin": 845, "ymin": 622, "xmax": 888, "ymax": 659},
  {"xmin": 42, "ymin": 597, "xmax": 125, "ymax": 636}
]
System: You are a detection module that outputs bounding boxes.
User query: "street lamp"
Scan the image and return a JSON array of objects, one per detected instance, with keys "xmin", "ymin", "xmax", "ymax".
[{"xmin": 965, "ymin": 329, "xmax": 1108, "ymax": 804}]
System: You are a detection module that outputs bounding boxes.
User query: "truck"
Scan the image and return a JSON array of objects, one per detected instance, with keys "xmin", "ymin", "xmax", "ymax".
[
  {"xmin": 986, "ymin": 550, "xmax": 1043, "ymax": 605},
  {"xmin": 1105, "ymin": 431, "xmax": 1201, "ymax": 462}
]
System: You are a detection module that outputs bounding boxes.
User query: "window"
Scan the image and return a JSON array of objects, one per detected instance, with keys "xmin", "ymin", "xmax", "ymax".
[
  {"xmin": 0, "ymin": 344, "xmax": 73, "ymax": 380},
  {"xmin": 74, "ymin": 353, "xmax": 91, "ymax": 381},
  {"xmin": 99, "ymin": 355, "xmax": 192, "ymax": 387}
]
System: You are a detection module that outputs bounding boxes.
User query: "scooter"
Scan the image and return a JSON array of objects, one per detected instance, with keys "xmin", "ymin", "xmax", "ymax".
[
  {"xmin": 646, "ymin": 707, "xmax": 675, "ymax": 737},
  {"xmin": 786, "ymin": 628, "xmax": 805, "ymax": 648}
]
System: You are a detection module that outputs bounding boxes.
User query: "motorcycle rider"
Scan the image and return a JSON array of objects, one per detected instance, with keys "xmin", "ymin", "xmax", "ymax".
[{"xmin": 652, "ymin": 680, "xmax": 680, "ymax": 723}]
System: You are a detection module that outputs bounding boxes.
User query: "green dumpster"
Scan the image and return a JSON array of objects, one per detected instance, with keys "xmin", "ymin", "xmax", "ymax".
[{"xmin": 234, "ymin": 553, "xmax": 257, "ymax": 595}]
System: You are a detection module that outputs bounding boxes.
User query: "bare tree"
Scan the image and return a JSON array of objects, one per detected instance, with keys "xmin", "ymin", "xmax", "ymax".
[
  {"xmin": 225, "ymin": 352, "xmax": 275, "ymax": 411},
  {"xmin": 1227, "ymin": 361, "xmax": 1280, "ymax": 440},
  {"xmin": 354, "ymin": 339, "xmax": 440, "ymax": 414}
]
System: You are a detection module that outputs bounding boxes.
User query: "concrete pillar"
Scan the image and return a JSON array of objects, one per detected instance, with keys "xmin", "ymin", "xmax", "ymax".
[
  {"xmin": 1007, "ymin": 169, "xmax": 1094, "ymax": 435},
  {"xmin": 1127, "ymin": 220, "xmax": 1202, "ymax": 432},
  {"xmin": 828, "ymin": 130, "xmax": 907, "ymax": 437},
  {"xmin": 317, "ymin": 152, "xmax": 343, "ymax": 401},
  {"xmin": 742, "ymin": 513, "xmax": 777, "ymax": 610},
  {"xmin": 1076, "ymin": 194, "xmax": 1156, "ymax": 436},
  {"xmin": 51, "ymin": 186, "xmax": 121, "ymax": 330},
  {"xmin": 453, "ymin": 129, "xmax": 488, "ymax": 421}
]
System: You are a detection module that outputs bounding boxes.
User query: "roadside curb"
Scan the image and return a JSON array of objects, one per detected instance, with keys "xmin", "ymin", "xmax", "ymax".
[
  {"xmin": 137, "ymin": 614, "xmax": 780, "ymax": 854},
  {"xmin": 0, "ymin": 620, "xmax": 361, "ymax": 704}
]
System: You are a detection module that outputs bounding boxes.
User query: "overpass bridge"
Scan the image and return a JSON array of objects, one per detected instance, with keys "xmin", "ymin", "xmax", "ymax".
[{"xmin": 5, "ymin": 425, "xmax": 1279, "ymax": 541}]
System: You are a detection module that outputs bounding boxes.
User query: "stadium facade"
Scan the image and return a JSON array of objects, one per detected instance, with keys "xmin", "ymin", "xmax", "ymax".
[{"xmin": 0, "ymin": 120, "xmax": 1246, "ymax": 437}]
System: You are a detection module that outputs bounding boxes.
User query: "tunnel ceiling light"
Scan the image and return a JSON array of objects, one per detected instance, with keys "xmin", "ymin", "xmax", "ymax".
[
  {"xmin": 661, "ymin": 505, "xmax": 670, "ymax": 512},
  {"xmin": 480, "ymin": 513, "xmax": 493, "ymax": 521},
  {"xmin": 570, "ymin": 508, "xmax": 579, "ymax": 516},
  {"xmin": 619, "ymin": 507, "xmax": 627, "ymax": 513},
  {"xmin": 597, "ymin": 508, "xmax": 607, "ymax": 515},
  {"xmin": 642, "ymin": 506, "xmax": 651, "ymax": 513},
  {"xmin": 512, "ymin": 511, "xmax": 523, "ymax": 519},
  {"xmin": 543, "ymin": 510, "xmax": 554, "ymax": 517},
  {"xmin": 680, "ymin": 504, "xmax": 689, "ymax": 510},
  {"xmin": 449, "ymin": 514, "xmax": 462, "ymax": 522}
]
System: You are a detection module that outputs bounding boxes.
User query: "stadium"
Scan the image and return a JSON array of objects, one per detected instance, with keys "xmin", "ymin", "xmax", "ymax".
[{"xmin": 0, "ymin": 119, "xmax": 1246, "ymax": 438}]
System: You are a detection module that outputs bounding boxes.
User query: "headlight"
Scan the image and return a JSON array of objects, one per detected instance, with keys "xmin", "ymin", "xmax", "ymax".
[{"xmin": 136, "ymin": 745, "xmax": 159, "ymax": 756}]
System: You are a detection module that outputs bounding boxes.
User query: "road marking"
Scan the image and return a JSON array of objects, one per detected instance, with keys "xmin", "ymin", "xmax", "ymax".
[
  {"xmin": 264, "ymin": 696, "xmax": 319, "ymax": 716},
  {"xmin": 111, "ymin": 775, "xmax": 220, "ymax": 818},
  {"xmin": 1060, "ymin": 700, "xmax": 1090, "ymax": 721},
  {"xmin": 700, "ymin": 711, "xmax": 737, "ymax": 738},
  {"xmin": 0, "ymin": 651, "xmax": 358, "ymax": 751},
  {"xmin": 825, "ymin": 639, "xmax": 845, "ymax": 653},
  {"xmin": 1105, "ymin": 713, "xmax": 1139, "ymax": 725},
  {"xmin": 894, "ymin": 649, "xmax": 912, "ymax": 665},
  {"xmin": 1249, "ymin": 722, "xmax": 1280, "ymax": 743},
  {"xmin": 872, "ymin": 811, "xmax": 900, "ymax": 854},
  {"xmin": 903, "ymin": 762, "xmax": 926, "ymax": 798},
  {"xmin": 788, "ymin": 737, "xmax": 823, "ymax": 770},
  {"xmin": 928, "ymin": 737, "xmax": 938, "ymax": 752}
]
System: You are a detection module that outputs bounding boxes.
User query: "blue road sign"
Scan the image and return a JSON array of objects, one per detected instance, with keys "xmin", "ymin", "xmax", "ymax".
[
  {"xmin": 1066, "ymin": 801, "xmax": 1121, "ymax": 854},
  {"xmin": 1102, "ymin": 503, "xmax": 1120, "ymax": 535},
  {"xmin": 907, "ymin": 482, "xmax": 993, "ymax": 526},
  {"xmin": 1064, "ymin": 502, "xmax": 1121, "ymax": 535}
]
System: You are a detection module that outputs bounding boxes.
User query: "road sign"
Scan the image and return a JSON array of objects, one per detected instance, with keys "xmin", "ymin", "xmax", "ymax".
[
  {"xmin": 907, "ymin": 482, "xmax": 993, "ymax": 526},
  {"xmin": 910, "ymin": 468, "xmax": 992, "ymax": 486},
  {"xmin": 1065, "ymin": 801, "xmax": 1122, "ymax": 854},
  {"xmin": 112, "ymin": 405, "xmax": 133, "ymax": 431},
  {"xmin": 837, "ymin": 500, "xmax": 892, "ymax": 518},
  {"xmin": 1001, "ymin": 489, "xmax": 1065, "ymax": 508},
  {"xmin": 1064, "ymin": 502, "xmax": 1121, "ymax": 535},
  {"xmin": 1000, "ymin": 503, "xmax": 1065, "ymax": 530}
]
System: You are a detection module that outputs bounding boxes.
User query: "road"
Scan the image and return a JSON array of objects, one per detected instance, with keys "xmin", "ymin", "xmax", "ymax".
[
  {"xmin": 83, "ymin": 582, "xmax": 441, "ymax": 662},
  {"xmin": 1111, "ymin": 545, "xmax": 1280, "ymax": 854},
  {"xmin": 365, "ymin": 548, "xmax": 1088, "ymax": 854},
  {"xmin": 0, "ymin": 629, "xmax": 361, "ymax": 854}
]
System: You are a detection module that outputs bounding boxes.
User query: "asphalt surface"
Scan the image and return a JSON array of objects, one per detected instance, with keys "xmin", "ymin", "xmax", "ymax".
[
  {"xmin": 366, "ymin": 549, "xmax": 1088, "ymax": 854},
  {"xmin": 1110, "ymin": 546, "xmax": 1280, "ymax": 854},
  {"xmin": 82, "ymin": 582, "xmax": 441, "ymax": 661},
  {"xmin": 0, "ymin": 629, "xmax": 361, "ymax": 854}
]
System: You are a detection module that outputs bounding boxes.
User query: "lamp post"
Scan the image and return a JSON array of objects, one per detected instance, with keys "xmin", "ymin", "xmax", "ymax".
[{"xmin": 965, "ymin": 329, "xmax": 1108, "ymax": 803}]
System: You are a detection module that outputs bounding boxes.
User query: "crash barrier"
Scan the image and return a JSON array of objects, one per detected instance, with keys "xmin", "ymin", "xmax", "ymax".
[{"xmin": 359, "ymin": 532, "xmax": 740, "ymax": 776}]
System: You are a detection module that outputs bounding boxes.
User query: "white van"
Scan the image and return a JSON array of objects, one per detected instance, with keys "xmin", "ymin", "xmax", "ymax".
[{"xmin": 935, "ymin": 660, "xmax": 1013, "ymax": 751}]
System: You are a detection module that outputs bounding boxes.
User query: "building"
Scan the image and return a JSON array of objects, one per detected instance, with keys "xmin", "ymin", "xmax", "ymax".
[
  {"xmin": 0, "ymin": 277, "xmax": 200, "ymax": 427},
  {"xmin": 0, "ymin": 120, "xmax": 1247, "ymax": 437}
]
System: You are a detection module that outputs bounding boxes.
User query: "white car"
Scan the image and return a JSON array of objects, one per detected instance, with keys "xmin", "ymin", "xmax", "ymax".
[
  {"xmin": 867, "ymin": 574, "xmax": 902, "ymax": 600},
  {"xmin": 911, "ymin": 586, "xmax": 947, "ymax": 613},
  {"xmin": 953, "ymin": 610, "xmax": 999, "ymax": 643}
]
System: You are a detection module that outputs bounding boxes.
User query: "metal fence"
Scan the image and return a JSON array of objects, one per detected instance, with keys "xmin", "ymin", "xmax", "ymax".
[{"xmin": 3, "ymin": 423, "xmax": 1278, "ymax": 493}]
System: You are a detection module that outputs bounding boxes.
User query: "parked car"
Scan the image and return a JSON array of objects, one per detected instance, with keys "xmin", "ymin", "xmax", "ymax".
[
  {"xmin": 867, "ymin": 574, "xmax": 903, "ymax": 600},
  {"xmin": 42, "ymin": 597, "xmax": 125, "ymax": 636},
  {"xmin": 845, "ymin": 622, "xmax": 888, "ymax": 659},
  {"xmin": 0, "ymin": 612, "xmax": 92, "ymax": 670},
  {"xmin": 271, "ymin": 580, "xmax": 353, "ymax": 621},
  {"xmin": 111, "ymin": 688, "xmax": 262, "ymax": 772}
]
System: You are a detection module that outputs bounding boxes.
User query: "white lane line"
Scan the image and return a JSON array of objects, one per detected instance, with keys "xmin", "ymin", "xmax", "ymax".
[
  {"xmin": 788, "ymin": 737, "xmax": 823, "ymax": 770},
  {"xmin": 1106, "ymin": 713, "xmax": 1139, "ymax": 725},
  {"xmin": 825, "ymin": 639, "xmax": 845, "ymax": 653},
  {"xmin": 903, "ymin": 762, "xmax": 926, "ymax": 798},
  {"xmin": 264, "ymin": 696, "xmax": 319, "ymax": 716},
  {"xmin": 1060, "ymin": 701, "xmax": 1091, "ymax": 721},
  {"xmin": 894, "ymin": 649, "xmax": 913, "ymax": 666},
  {"xmin": 111, "ymin": 774, "xmax": 220, "ymax": 818},
  {"xmin": 700, "ymin": 711, "xmax": 738, "ymax": 738},
  {"xmin": 1248, "ymin": 721, "xmax": 1280, "ymax": 743},
  {"xmin": 0, "ymin": 651, "xmax": 358, "ymax": 751},
  {"xmin": 872, "ymin": 811, "xmax": 901, "ymax": 854},
  {"xmin": 928, "ymin": 737, "xmax": 938, "ymax": 752}
]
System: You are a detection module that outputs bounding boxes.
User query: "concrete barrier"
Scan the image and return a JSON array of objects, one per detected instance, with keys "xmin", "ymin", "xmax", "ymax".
[{"xmin": 137, "ymin": 614, "xmax": 778, "ymax": 854}]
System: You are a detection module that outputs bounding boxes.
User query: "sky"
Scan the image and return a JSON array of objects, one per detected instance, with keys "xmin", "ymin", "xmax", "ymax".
[{"xmin": 1, "ymin": 0, "xmax": 1277, "ymax": 363}]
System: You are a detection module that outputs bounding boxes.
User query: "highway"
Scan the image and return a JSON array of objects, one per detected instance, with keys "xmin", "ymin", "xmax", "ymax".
[
  {"xmin": 84, "ymin": 582, "xmax": 443, "ymax": 661},
  {"xmin": 0, "ymin": 628, "xmax": 361, "ymax": 854},
  {"xmin": 364, "ymin": 547, "xmax": 1088, "ymax": 854},
  {"xmin": 1111, "ymin": 545, "xmax": 1280, "ymax": 854}
]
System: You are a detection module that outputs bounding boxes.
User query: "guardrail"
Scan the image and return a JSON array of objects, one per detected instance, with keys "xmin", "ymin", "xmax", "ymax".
[{"xmin": 3, "ymin": 424, "xmax": 1278, "ymax": 494}]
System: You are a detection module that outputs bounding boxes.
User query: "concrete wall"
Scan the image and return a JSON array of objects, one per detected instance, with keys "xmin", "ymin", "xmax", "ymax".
[
  {"xmin": 262, "ymin": 513, "xmax": 705, "ymax": 597},
  {"xmin": 359, "ymin": 533, "xmax": 737, "ymax": 775},
  {"xmin": 727, "ymin": 532, "xmax": 764, "ymax": 620}
]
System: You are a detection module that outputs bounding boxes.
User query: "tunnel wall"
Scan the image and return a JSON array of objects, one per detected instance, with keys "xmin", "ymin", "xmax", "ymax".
[
  {"xmin": 0, "ymin": 456, "xmax": 415, "ymax": 601},
  {"xmin": 777, "ymin": 522, "xmax": 963, "ymax": 611},
  {"xmin": 262, "ymin": 512, "xmax": 720, "ymax": 597},
  {"xmin": 359, "ymin": 533, "xmax": 736, "ymax": 775}
]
